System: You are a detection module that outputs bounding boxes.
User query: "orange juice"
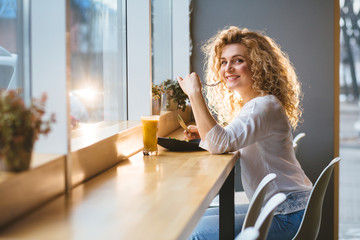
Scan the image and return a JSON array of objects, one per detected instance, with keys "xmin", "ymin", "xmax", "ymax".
[{"xmin": 141, "ymin": 115, "xmax": 160, "ymax": 155}]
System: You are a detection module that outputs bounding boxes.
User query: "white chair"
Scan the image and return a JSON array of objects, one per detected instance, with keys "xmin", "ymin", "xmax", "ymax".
[
  {"xmin": 241, "ymin": 173, "xmax": 276, "ymax": 231},
  {"xmin": 235, "ymin": 193, "xmax": 286, "ymax": 240},
  {"xmin": 292, "ymin": 157, "xmax": 341, "ymax": 240},
  {"xmin": 293, "ymin": 133, "xmax": 306, "ymax": 153},
  {"xmin": 253, "ymin": 193, "xmax": 287, "ymax": 240},
  {"xmin": 234, "ymin": 227, "xmax": 259, "ymax": 240}
]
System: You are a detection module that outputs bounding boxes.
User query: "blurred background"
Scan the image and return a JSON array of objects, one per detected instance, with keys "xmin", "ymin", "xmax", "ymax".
[{"xmin": 339, "ymin": 0, "xmax": 360, "ymax": 239}]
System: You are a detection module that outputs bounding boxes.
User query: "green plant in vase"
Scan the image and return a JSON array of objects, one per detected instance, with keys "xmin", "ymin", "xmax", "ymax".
[
  {"xmin": 0, "ymin": 89, "xmax": 56, "ymax": 172},
  {"xmin": 162, "ymin": 79, "xmax": 188, "ymax": 112}
]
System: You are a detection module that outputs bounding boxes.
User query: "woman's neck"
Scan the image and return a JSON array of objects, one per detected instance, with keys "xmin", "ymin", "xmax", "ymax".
[{"xmin": 241, "ymin": 90, "xmax": 262, "ymax": 105}]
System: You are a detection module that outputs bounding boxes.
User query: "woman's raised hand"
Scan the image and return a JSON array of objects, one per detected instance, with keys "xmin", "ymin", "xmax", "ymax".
[{"xmin": 177, "ymin": 72, "xmax": 202, "ymax": 97}]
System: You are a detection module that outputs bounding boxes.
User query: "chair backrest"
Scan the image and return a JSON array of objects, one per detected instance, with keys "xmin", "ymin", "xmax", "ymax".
[
  {"xmin": 292, "ymin": 157, "xmax": 341, "ymax": 240},
  {"xmin": 293, "ymin": 133, "xmax": 306, "ymax": 153},
  {"xmin": 234, "ymin": 227, "xmax": 259, "ymax": 240},
  {"xmin": 254, "ymin": 193, "xmax": 287, "ymax": 240},
  {"xmin": 241, "ymin": 173, "xmax": 277, "ymax": 231}
]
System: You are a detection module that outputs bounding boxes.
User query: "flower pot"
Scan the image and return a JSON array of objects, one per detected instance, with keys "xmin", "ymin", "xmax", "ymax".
[
  {"xmin": 0, "ymin": 90, "xmax": 55, "ymax": 172},
  {"xmin": 0, "ymin": 139, "xmax": 34, "ymax": 172}
]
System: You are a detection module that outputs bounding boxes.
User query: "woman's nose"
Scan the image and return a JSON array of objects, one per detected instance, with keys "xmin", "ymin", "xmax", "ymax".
[{"xmin": 225, "ymin": 62, "xmax": 234, "ymax": 72}]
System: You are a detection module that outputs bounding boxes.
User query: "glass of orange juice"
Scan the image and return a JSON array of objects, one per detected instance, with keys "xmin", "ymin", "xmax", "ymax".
[{"xmin": 141, "ymin": 115, "xmax": 160, "ymax": 155}]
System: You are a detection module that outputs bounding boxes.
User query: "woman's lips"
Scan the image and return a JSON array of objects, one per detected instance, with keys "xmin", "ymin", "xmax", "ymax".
[{"xmin": 226, "ymin": 75, "xmax": 239, "ymax": 81}]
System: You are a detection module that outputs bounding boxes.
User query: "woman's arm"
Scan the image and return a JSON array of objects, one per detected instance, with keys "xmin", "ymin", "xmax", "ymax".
[{"xmin": 177, "ymin": 72, "xmax": 217, "ymax": 140}]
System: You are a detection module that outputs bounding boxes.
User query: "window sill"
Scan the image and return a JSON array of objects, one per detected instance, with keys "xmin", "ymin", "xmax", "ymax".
[{"xmin": 0, "ymin": 153, "xmax": 65, "ymax": 228}]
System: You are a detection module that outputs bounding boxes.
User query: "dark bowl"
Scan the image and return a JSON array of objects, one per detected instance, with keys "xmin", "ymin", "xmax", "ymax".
[{"xmin": 157, "ymin": 137, "xmax": 204, "ymax": 151}]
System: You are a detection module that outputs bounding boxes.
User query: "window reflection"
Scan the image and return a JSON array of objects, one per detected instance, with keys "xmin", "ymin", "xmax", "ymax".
[
  {"xmin": 0, "ymin": 0, "xmax": 18, "ymax": 90},
  {"xmin": 69, "ymin": 0, "xmax": 126, "ymax": 128}
]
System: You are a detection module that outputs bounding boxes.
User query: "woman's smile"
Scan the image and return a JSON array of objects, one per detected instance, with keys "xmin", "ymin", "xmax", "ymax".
[{"xmin": 225, "ymin": 75, "xmax": 240, "ymax": 82}]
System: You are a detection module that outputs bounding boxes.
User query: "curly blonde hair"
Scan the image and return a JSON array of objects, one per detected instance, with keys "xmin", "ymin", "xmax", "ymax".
[{"xmin": 202, "ymin": 26, "xmax": 302, "ymax": 129}]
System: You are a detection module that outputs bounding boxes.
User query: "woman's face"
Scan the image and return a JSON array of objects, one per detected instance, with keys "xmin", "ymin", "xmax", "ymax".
[{"xmin": 220, "ymin": 43, "xmax": 254, "ymax": 96}]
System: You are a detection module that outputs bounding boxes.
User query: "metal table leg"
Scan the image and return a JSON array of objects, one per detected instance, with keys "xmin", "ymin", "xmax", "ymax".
[{"xmin": 219, "ymin": 167, "xmax": 235, "ymax": 240}]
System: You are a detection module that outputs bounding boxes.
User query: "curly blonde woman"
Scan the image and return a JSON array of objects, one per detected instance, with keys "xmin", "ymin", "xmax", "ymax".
[{"xmin": 177, "ymin": 26, "xmax": 312, "ymax": 240}]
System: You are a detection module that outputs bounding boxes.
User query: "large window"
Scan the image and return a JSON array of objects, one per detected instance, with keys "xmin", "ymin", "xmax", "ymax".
[
  {"xmin": 69, "ymin": 0, "xmax": 127, "ymax": 127},
  {"xmin": 0, "ymin": 0, "xmax": 18, "ymax": 89},
  {"xmin": 0, "ymin": 0, "xmax": 190, "ymax": 163},
  {"xmin": 0, "ymin": 0, "xmax": 30, "ymax": 101}
]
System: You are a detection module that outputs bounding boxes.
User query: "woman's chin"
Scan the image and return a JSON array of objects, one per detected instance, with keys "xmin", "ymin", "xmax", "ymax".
[{"xmin": 225, "ymin": 82, "xmax": 237, "ymax": 91}]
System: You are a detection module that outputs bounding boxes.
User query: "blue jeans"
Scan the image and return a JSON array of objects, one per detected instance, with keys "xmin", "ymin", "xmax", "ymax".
[{"xmin": 188, "ymin": 204, "xmax": 304, "ymax": 240}]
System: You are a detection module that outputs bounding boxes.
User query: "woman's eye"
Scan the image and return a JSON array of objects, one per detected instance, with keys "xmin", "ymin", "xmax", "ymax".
[
  {"xmin": 221, "ymin": 61, "xmax": 227, "ymax": 65},
  {"xmin": 235, "ymin": 58, "xmax": 244, "ymax": 63}
]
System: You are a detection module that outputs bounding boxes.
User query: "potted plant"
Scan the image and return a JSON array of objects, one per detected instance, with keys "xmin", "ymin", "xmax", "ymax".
[
  {"xmin": 162, "ymin": 79, "xmax": 188, "ymax": 112},
  {"xmin": 152, "ymin": 83, "xmax": 164, "ymax": 115},
  {"xmin": 0, "ymin": 89, "xmax": 56, "ymax": 172}
]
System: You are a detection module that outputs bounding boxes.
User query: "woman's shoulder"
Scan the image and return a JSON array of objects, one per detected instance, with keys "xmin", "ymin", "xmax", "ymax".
[
  {"xmin": 254, "ymin": 94, "xmax": 278, "ymax": 103},
  {"xmin": 246, "ymin": 95, "xmax": 282, "ymax": 110},
  {"xmin": 240, "ymin": 95, "xmax": 284, "ymax": 120},
  {"xmin": 234, "ymin": 95, "xmax": 288, "ymax": 132}
]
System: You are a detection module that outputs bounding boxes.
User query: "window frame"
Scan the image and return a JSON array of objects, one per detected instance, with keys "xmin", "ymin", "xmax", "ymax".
[{"xmin": 31, "ymin": 0, "xmax": 68, "ymax": 155}]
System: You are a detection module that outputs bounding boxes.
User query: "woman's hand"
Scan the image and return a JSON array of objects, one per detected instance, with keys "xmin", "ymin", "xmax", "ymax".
[
  {"xmin": 178, "ymin": 72, "xmax": 217, "ymax": 141},
  {"xmin": 184, "ymin": 125, "xmax": 200, "ymax": 141},
  {"xmin": 177, "ymin": 72, "xmax": 202, "ymax": 97}
]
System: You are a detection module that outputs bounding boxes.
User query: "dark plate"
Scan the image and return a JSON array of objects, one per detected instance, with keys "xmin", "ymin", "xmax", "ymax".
[{"xmin": 157, "ymin": 137, "xmax": 204, "ymax": 151}]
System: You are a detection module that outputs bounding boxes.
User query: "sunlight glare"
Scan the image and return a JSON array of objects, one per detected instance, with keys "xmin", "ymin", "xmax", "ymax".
[{"xmin": 73, "ymin": 87, "xmax": 98, "ymax": 102}]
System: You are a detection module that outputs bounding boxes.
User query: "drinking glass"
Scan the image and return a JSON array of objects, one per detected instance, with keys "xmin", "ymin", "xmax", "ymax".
[{"xmin": 141, "ymin": 115, "xmax": 160, "ymax": 155}]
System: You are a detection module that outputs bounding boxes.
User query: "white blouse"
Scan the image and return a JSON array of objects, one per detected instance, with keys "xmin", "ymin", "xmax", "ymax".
[{"xmin": 199, "ymin": 95, "xmax": 312, "ymax": 207}]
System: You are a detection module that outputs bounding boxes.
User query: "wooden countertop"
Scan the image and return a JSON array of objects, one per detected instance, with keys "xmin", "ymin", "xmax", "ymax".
[{"xmin": 0, "ymin": 128, "xmax": 239, "ymax": 240}]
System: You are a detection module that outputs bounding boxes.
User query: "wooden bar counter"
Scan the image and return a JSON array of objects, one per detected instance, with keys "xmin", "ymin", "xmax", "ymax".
[{"xmin": 0, "ymin": 129, "xmax": 239, "ymax": 240}]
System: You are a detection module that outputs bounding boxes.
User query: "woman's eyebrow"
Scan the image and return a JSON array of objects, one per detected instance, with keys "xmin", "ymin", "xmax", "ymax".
[{"xmin": 220, "ymin": 54, "xmax": 246, "ymax": 59}]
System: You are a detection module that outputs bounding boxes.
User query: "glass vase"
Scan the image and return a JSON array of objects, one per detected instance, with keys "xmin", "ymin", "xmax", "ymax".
[{"xmin": 152, "ymin": 96, "xmax": 162, "ymax": 115}]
